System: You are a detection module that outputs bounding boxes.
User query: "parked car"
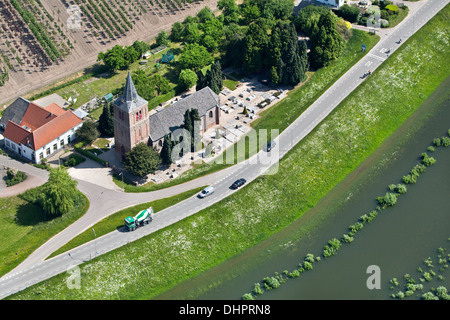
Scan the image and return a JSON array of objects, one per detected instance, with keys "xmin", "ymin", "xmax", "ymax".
[
  {"xmin": 266, "ymin": 141, "xmax": 276, "ymax": 152},
  {"xmin": 231, "ymin": 178, "xmax": 247, "ymax": 189},
  {"xmin": 198, "ymin": 186, "xmax": 215, "ymax": 198}
]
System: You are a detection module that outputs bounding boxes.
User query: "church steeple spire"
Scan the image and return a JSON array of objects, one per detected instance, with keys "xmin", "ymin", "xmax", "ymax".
[{"xmin": 114, "ymin": 72, "xmax": 147, "ymax": 113}]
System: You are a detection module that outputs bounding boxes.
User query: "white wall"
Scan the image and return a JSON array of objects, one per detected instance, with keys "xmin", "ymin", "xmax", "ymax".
[{"xmin": 4, "ymin": 123, "xmax": 82, "ymax": 164}]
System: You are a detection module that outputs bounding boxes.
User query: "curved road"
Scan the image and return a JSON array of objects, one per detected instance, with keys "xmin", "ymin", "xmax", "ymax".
[{"xmin": 0, "ymin": 0, "xmax": 447, "ymax": 299}]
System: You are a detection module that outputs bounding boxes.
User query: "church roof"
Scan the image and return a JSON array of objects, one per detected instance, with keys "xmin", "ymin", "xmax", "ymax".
[
  {"xmin": 149, "ymin": 86, "xmax": 219, "ymax": 142},
  {"xmin": 113, "ymin": 72, "xmax": 148, "ymax": 113}
]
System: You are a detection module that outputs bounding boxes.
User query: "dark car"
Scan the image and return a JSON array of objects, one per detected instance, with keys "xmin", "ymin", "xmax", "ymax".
[
  {"xmin": 266, "ymin": 140, "xmax": 276, "ymax": 152},
  {"xmin": 231, "ymin": 178, "xmax": 247, "ymax": 189}
]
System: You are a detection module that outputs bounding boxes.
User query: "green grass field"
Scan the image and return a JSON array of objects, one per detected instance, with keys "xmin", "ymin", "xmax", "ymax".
[{"xmin": 0, "ymin": 190, "xmax": 88, "ymax": 277}]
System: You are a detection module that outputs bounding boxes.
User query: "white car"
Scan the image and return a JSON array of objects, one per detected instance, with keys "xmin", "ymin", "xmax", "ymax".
[{"xmin": 198, "ymin": 186, "xmax": 215, "ymax": 198}]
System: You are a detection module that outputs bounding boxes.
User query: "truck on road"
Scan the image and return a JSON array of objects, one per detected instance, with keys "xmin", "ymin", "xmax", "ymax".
[{"xmin": 124, "ymin": 207, "xmax": 154, "ymax": 231}]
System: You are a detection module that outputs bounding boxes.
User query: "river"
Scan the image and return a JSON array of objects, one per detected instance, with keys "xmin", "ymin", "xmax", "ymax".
[{"xmin": 156, "ymin": 77, "xmax": 450, "ymax": 300}]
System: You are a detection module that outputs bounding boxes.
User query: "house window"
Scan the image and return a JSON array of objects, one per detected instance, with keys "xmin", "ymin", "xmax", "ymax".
[
  {"xmin": 60, "ymin": 139, "xmax": 64, "ymax": 147},
  {"xmin": 67, "ymin": 136, "xmax": 71, "ymax": 144},
  {"xmin": 39, "ymin": 153, "xmax": 43, "ymax": 160},
  {"xmin": 209, "ymin": 110, "xmax": 213, "ymax": 118},
  {"xmin": 5, "ymin": 140, "xmax": 10, "ymax": 147},
  {"xmin": 53, "ymin": 143, "xmax": 57, "ymax": 151},
  {"xmin": 11, "ymin": 143, "xmax": 16, "ymax": 150},
  {"xmin": 159, "ymin": 139, "xmax": 163, "ymax": 147},
  {"xmin": 139, "ymin": 110, "xmax": 142, "ymax": 120},
  {"xmin": 46, "ymin": 148, "xmax": 51, "ymax": 155}
]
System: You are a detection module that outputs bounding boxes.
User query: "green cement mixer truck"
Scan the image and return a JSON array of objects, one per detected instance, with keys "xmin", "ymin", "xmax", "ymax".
[{"xmin": 124, "ymin": 207, "xmax": 154, "ymax": 231}]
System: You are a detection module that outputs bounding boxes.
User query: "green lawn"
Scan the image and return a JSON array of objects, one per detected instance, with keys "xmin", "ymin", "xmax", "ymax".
[
  {"xmin": 9, "ymin": 4, "xmax": 449, "ymax": 300},
  {"xmin": 0, "ymin": 189, "xmax": 88, "ymax": 277}
]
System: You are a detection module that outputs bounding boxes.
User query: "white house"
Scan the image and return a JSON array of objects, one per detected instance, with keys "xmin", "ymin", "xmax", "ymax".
[
  {"xmin": 2, "ymin": 99, "xmax": 83, "ymax": 163},
  {"xmin": 315, "ymin": 0, "xmax": 344, "ymax": 8}
]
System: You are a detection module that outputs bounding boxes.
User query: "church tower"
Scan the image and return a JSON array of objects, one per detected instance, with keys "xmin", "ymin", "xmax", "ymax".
[{"xmin": 113, "ymin": 73, "xmax": 150, "ymax": 160}]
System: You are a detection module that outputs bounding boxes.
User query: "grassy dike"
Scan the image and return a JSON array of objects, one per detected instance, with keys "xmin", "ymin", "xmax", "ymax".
[{"xmin": 8, "ymin": 5, "xmax": 450, "ymax": 299}]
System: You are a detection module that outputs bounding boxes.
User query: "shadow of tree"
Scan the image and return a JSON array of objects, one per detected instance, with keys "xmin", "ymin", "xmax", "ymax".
[{"xmin": 14, "ymin": 202, "xmax": 49, "ymax": 226}]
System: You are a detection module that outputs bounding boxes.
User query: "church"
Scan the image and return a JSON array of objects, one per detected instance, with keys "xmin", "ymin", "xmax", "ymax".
[{"xmin": 113, "ymin": 73, "xmax": 221, "ymax": 160}]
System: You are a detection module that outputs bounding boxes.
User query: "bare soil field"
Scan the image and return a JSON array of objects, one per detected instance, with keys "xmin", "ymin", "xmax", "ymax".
[{"xmin": 0, "ymin": 0, "xmax": 218, "ymax": 107}]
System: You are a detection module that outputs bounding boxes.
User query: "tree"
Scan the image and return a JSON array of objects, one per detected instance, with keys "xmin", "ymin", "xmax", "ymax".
[
  {"xmin": 179, "ymin": 69, "xmax": 198, "ymax": 90},
  {"xmin": 98, "ymin": 104, "xmax": 114, "ymax": 137},
  {"xmin": 310, "ymin": 12, "xmax": 344, "ymax": 68},
  {"xmin": 242, "ymin": 21, "xmax": 269, "ymax": 73},
  {"xmin": 179, "ymin": 43, "xmax": 213, "ymax": 72},
  {"xmin": 40, "ymin": 168, "xmax": 78, "ymax": 216},
  {"xmin": 337, "ymin": 4, "xmax": 361, "ymax": 23},
  {"xmin": 183, "ymin": 23, "xmax": 202, "ymax": 44},
  {"xmin": 171, "ymin": 21, "xmax": 184, "ymax": 41},
  {"xmin": 132, "ymin": 40, "xmax": 151, "ymax": 57},
  {"xmin": 197, "ymin": 6, "xmax": 214, "ymax": 23},
  {"xmin": 156, "ymin": 30, "xmax": 169, "ymax": 46},
  {"xmin": 97, "ymin": 45, "xmax": 128, "ymax": 71},
  {"xmin": 160, "ymin": 134, "xmax": 173, "ymax": 165},
  {"xmin": 180, "ymin": 109, "xmax": 202, "ymax": 151},
  {"xmin": 150, "ymin": 74, "xmax": 171, "ymax": 96},
  {"xmin": 293, "ymin": 5, "xmax": 332, "ymax": 37},
  {"xmin": 124, "ymin": 143, "xmax": 161, "ymax": 177},
  {"xmin": 76, "ymin": 120, "xmax": 99, "ymax": 144},
  {"xmin": 196, "ymin": 60, "xmax": 223, "ymax": 94}
]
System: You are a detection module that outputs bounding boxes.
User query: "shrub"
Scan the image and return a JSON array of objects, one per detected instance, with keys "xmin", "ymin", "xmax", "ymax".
[
  {"xmin": 442, "ymin": 136, "xmax": 450, "ymax": 147},
  {"xmin": 433, "ymin": 138, "xmax": 441, "ymax": 147},
  {"xmin": 341, "ymin": 233, "xmax": 354, "ymax": 243},
  {"xmin": 289, "ymin": 269, "xmax": 300, "ymax": 278},
  {"xmin": 348, "ymin": 222, "xmax": 364, "ymax": 236},
  {"xmin": 252, "ymin": 283, "xmax": 264, "ymax": 295},
  {"xmin": 5, "ymin": 169, "xmax": 27, "ymax": 187},
  {"xmin": 263, "ymin": 276, "xmax": 281, "ymax": 290},
  {"xmin": 304, "ymin": 253, "xmax": 315, "ymax": 263},
  {"xmin": 241, "ymin": 293, "xmax": 255, "ymax": 300},
  {"xmin": 322, "ymin": 238, "xmax": 341, "ymax": 258},
  {"xmin": 377, "ymin": 192, "xmax": 398, "ymax": 207},
  {"xmin": 427, "ymin": 146, "xmax": 435, "ymax": 152},
  {"xmin": 421, "ymin": 152, "xmax": 436, "ymax": 166}
]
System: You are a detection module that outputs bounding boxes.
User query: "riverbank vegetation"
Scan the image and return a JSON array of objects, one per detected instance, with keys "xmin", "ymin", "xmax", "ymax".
[
  {"xmin": 242, "ymin": 129, "xmax": 450, "ymax": 300},
  {"xmin": 8, "ymin": 3, "xmax": 449, "ymax": 301},
  {"xmin": 389, "ymin": 242, "xmax": 449, "ymax": 300}
]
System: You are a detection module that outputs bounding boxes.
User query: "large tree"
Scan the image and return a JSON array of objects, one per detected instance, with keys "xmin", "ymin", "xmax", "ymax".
[
  {"xmin": 196, "ymin": 60, "xmax": 223, "ymax": 94},
  {"xmin": 40, "ymin": 168, "xmax": 78, "ymax": 217},
  {"xmin": 76, "ymin": 120, "xmax": 100, "ymax": 144},
  {"xmin": 178, "ymin": 69, "xmax": 198, "ymax": 90},
  {"xmin": 98, "ymin": 103, "xmax": 114, "ymax": 137},
  {"xmin": 179, "ymin": 43, "xmax": 213, "ymax": 72},
  {"xmin": 124, "ymin": 143, "xmax": 161, "ymax": 177},
  {"xmin": 160, "ymin": 134, "xmax": 173, "ymax": 165},
  {"xmin": 309, "ymin": 12, "xmax": 344, "ymax": 68}
]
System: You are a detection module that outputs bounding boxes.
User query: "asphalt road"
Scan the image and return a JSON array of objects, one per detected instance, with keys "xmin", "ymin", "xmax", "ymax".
[{"xmin": 0, "ymin": 0, "xmax": 448, "ymax": 299}]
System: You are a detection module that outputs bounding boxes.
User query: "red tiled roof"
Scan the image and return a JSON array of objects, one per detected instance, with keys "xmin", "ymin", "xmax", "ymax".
[
  {"xmin": 44, "ymin": 103, "xmax": 66, "ymax": 116},
  {"xmin": 3, "ymin": 101, "xmax": 82, "ymax": 151},
  {"xmin": 3, "ymin": 121, "xmax": 31, "ymax": 145},
  {"xmin": 20, "ymin": 102, "xmax": 56, "ymax": 131},
  {"xmin": 31, "ymin": 110, "xmax": 82, "ymax": 150}
]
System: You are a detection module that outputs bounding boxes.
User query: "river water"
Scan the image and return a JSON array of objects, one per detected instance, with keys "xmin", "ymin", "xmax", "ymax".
[{"xmin": 157, "ymin": 77, "xmax": 450, "ymax": 300}]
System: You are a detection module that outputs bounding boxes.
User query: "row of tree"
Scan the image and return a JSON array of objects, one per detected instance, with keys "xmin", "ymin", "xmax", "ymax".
[{"xmin": 97, "ymin": 40, "xmax": 151, "ymax": 71}]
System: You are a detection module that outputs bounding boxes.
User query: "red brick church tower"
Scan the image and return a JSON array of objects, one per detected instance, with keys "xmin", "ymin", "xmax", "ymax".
[{"xmin": 113, "ymin": 73, "xmax": 150, "ymax": 160}]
